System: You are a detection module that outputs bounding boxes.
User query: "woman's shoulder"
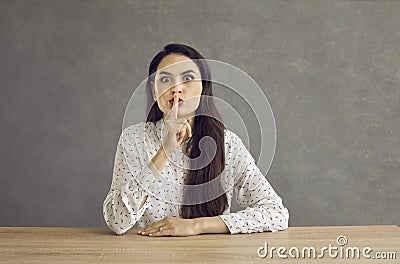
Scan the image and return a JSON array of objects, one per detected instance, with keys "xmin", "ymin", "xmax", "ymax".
[{"xmin": 223, "ymin": 128, "xmax": 243, "ymax": 147}]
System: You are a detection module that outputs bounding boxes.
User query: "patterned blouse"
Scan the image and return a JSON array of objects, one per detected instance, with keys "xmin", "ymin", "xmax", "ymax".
[{"xmin": 103, "ymin": 118, "xmax": 289, "ymax": 235}]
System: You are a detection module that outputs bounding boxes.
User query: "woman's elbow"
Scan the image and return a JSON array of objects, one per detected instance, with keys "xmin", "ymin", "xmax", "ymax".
[
  {"xmin": 113, "ymin": 228, "xmax": 127, "ymax": 236},
  {"xmin": 279, "ymin": 207, "xmax": 289, "ymax": 230},
  {"xmin": 269, "ymin": 206, "xmax": 289, "ymax": 232},
  {"xmin": 105, "ymin": 221, "xmax": 130, "ymax": 235}
]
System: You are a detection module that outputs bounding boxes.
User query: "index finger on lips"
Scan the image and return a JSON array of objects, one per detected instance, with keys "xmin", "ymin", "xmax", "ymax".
[{"xmin": 168, "ymin": 93, "xmax": 179, "ymax": 120}]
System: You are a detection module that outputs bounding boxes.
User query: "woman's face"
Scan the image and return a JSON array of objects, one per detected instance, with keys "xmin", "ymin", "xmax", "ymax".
[{"xmin": 151, "ymin": 54, "xmax": 203, "ymax": 119}]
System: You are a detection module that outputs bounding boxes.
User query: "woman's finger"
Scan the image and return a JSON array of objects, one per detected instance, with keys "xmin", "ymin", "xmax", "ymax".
[
  {"xmin": 142, "ymin": 219, "xmax": 165, "ymax": 231},
  {"xmin": 177, "ymin": 120, "xmax": 191, "ymax": 144},
  {"xmin": 177, "ymin": 129, "xmax": 185, "ymax": 144},
  {"xmin": 167, "ymin": 93, "xmax": 179, "ymax": 120},
  {"xmin": 148, "ymin": 227, "xmax": 171, "ymax": 237},
  {"xmin": 185, "ymin": 119, "xmax": 192, "ymax": 138},
  {"xmin": 141, "ymin": 226, "xmax": 165, "ymax": 235}
]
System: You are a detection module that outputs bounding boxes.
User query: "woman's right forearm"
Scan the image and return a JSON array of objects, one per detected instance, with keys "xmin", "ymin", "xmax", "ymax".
[{"xmin": 148, "ymin": 145, "xmax": 170, "ymax": 180}]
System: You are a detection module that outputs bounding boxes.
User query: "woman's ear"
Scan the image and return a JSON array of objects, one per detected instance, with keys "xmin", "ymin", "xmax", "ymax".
[{"xmin": 150, "ymin": 81, "xmax": 157, "ymax": 101}]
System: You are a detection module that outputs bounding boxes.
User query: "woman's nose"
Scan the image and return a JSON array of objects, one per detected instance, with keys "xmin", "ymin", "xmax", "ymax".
[{"xmin": 171, "ymin": 81, "xmax": 184, "ymax": 93}]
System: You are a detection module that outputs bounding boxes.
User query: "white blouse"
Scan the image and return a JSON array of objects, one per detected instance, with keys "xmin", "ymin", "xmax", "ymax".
[{"xmin": 103, "ymin": 118, "xmax": 289, "ymax": 235}]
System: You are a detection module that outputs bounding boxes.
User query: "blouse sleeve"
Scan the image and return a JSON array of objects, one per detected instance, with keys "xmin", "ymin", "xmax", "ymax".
[
  {"xmin": 218, "ymin": 132, "xmax": 289, "ymax": 234},
  {"xmin": 102, "ymin": 128, "xmax": 162, "ymax": 235}
]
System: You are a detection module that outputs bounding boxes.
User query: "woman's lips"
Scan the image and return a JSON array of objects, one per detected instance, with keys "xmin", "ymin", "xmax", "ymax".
[{"xmin": 168, "ymin": 98, "xmax": 184, "ymax": 105}]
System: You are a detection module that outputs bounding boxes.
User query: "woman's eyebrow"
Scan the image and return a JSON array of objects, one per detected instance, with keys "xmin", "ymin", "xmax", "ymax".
[{"xmin": 159, "ymin": 69, "xmax": 196, "ymax": 76}]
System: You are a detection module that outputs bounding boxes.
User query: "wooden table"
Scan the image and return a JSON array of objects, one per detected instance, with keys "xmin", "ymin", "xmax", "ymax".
[{"xmin": 0, "ymin": 225, "xmax": 399, "ymax": 263}]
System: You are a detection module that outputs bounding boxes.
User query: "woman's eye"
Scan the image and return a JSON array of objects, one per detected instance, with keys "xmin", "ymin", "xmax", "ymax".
[
  {"xmin": 184, "ymin": 75, "xmax": 194, "ymax": 82},
  {"xmin": 161, "ymin": 77, "xmax": 170, "ymax": 83}
]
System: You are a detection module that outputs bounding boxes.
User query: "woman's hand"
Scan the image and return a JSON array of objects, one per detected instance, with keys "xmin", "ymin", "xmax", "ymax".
[
  {"xmin": 162, "ymin": 93, "xmax": 192, "ymax": 155},
  {"xmin": 137, "ymin": 216, "xmax": 200, "ymax": 237}
]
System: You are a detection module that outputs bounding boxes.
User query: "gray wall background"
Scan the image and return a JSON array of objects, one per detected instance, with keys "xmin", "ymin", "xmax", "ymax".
[{"xmin": 1, "ymin": 0, "xmax": 399, "ymax": 228}]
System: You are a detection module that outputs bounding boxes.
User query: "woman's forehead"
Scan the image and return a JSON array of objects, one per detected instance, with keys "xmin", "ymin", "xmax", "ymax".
[{"xmin": 156, "ymin": 55, "xmax": 200, "ymax": 75}]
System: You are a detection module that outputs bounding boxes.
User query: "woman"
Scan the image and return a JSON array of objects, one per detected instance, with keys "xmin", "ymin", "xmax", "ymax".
[{"xmin": 103, "ymin": 43, "xmax": 289, "ymax": 236}]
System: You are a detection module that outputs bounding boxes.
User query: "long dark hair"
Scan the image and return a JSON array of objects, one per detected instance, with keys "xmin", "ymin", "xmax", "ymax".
[{"xmin": 145, "ymin": 43, "xmax": 228, "ymax": 218}]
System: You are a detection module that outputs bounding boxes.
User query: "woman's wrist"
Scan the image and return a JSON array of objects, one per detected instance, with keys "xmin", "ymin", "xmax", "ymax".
[
  {"xmin": 193, "ymin": 216, "xmax": 229, "ymax": 235},
  {"xmin": 193, "ymin": 218, "xmax": 204, "ymax": 235}
]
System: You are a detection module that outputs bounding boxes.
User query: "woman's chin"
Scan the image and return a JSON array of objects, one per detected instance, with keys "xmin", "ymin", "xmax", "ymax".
[{"xmin": 178, "ymin": 110, "xmax": 197, "ymax": 119}]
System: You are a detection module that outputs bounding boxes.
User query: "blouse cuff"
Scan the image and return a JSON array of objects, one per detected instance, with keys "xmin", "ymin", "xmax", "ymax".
[{"xmin": 218, "ymin": 215, "xmax": 239, "ymax": 235}]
